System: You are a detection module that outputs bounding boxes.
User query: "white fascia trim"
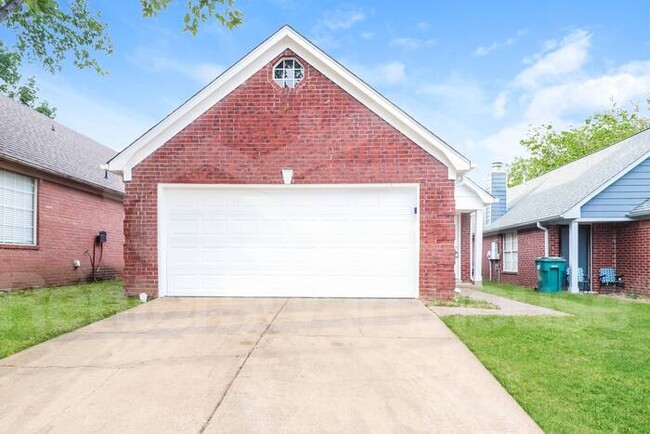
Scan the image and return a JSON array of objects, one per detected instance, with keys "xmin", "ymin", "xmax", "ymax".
[
  {"xmin": 458, "ymin": 177, "xmax": 498, "ymax": 205},
  {"xmin": 562, "ymin": 150, "xmax": 650, "ymax": 220},
  {"xmin": 107, "ymin": 26, "xmax": 471, "ymax": 181},
  {"xmin": 576, "ymin": 217, "xmax": 633, "ymax": 223}
]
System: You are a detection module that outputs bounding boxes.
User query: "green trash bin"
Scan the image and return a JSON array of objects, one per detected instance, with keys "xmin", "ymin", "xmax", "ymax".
[{"xmin": 535, "ymin": 257, "xmax": 567, "ymax": 293}]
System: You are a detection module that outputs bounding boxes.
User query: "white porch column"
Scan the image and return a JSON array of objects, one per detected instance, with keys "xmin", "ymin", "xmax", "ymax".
[
  {"xmin": 473, "ymin": 209, "xmax": 484, "ymax": 286},
  {"xmin": 569, "ymin": 219, "xmax": 579, "ymax": 293},
  {"xmin": 454, "ymin": 213, "xmax": 461, "ymax": 282}
]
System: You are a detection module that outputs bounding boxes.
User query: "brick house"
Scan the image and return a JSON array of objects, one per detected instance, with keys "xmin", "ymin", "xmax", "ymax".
[
  {"xmin": 0, "ymin": 95, "xmax": 124, "ymax": 290},
  {"xmin": 483, "ymin": 130, "xmax": 650, "ymax": 296},
  {"xmin": 106, "ymin": 26, "xmax": 490, "ymax": 300}
]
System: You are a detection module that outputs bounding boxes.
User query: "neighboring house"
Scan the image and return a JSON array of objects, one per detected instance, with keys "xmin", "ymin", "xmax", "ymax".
[
  {"xmin": 106, "ymin": 26, "xmax": 491, "ymax": 300},
  {"xmin": 0, "ymin": 95, "xmax": 124, "ymax": 290},
  {"xmin": 483, "ymin": 129, "xmax": 650, "ymax": 296}
]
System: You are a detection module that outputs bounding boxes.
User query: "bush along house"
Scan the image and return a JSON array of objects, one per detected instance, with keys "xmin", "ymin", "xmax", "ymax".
[{"xmin": 483, "ymin": 129, "xmax": 650, "ymax": 296}]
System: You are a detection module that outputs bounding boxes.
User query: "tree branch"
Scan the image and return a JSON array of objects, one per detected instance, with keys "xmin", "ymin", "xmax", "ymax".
[{"xmin": 0, "ymin": 0, "xmax": 24, "ymax": 22}]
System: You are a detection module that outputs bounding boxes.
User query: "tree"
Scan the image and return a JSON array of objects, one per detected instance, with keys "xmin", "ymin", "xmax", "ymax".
[
  {"xmin": 508, "ymin": 100, "xmax": 650, "ymax": 187},
  {"xmin": 0, "ymin": 40, "xmax": 55, "ymax": 116},
  {"xmin": 0, "ymin": 0, "xmax": 242, "ymax": 115}
]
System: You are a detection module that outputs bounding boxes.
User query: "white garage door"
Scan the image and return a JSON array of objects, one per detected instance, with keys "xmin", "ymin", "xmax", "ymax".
[{"xmin": 159, "ymin": 185, "xmax": 419, "ymax": 298}]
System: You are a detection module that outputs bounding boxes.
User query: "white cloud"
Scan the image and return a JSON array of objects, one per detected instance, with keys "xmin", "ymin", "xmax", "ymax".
[
  {"xmin": 129, "ymin": 46, "xmax": 224, "ymax": 84},
  {"xmin": 475, "ymin": 42, "xmax": 500, "ymax": 57},
  {"xmin": 464, "ymin": 29, "xmax": 650, "ymax": 179},
  {"xmin": 474, "ymin": 29, "xmax": 527, "ymax": 57},
  {"xmin": 321, "ymin": 9, "xmax": 366, "ymax": 30},
  {"xmin": 515, "ymin": 29, "xmax": 591, "ymax": 88},
  {"xmin": 491, "ymin": 92, "xmax": 508, "ymax": 118},
  {"xmin": 350, "ymin": 61, "xmax": 406, "ymax": 86},
  {"xmin": 312, "ymin": 8, "xmax": 367, "ymax": 49},
  {"xmin": 416, "ymin": 22, "xmax": 430, "ymax": 32},
  {"xmin": 471, "ymin": 28, "xmax": 650, "ymax": 176},
  {"xmin": 360, "ymin": 31, "xmax": 374, "ymax": 40},
  {"xmin": 475, "ymin": 122, "xmax": 532, "ymax": 166},
  {"xmin": 524, "ymin": 60, "xmax": 650, "ymax": 121},
  {"xmin": 390, "ymin": 37, "xmax": 436, "ymax": 51},
  {"xmin": 376, "ymin": 62, "xmax": 407, "ymax": 85}
]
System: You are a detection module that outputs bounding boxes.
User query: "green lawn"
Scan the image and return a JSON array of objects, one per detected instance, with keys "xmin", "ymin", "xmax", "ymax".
[
  {"xmin": 0, "ymin": 281, "xmax": 138, "ymax": 359},
  {"xmin": 443, "ymin": 283, "xmax": 650, "ymax": 434}
]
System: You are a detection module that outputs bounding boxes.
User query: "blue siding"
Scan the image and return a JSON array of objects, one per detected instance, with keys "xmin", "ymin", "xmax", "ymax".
[
  {"xmin": 581, "ymin": 156, "xmax": 650, "ymax": 218},
  {"xmin": 486, "ymin": 171, "xmax": 507, "ymax": 223}
]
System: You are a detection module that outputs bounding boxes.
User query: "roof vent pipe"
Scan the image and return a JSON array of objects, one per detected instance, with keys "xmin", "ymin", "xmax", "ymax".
[{"xmin": 537, "ymin": 222, "xmax": 549, "ymax": 257}]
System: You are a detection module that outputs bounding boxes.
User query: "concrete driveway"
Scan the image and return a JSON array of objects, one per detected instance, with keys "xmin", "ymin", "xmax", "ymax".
[{"xmin": 0, "ymin": 298, "xmax": 541, "ymax": 433}]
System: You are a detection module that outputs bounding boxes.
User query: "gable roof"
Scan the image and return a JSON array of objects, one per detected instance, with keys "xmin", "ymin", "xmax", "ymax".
[
  {"xmin": 486, "ymin": 128, "xmax": 650, "ymax": 233},
  {"xmin": 105, "ymin": 25, "xmax": 471, "ymax": 181},
  {"xmin": 0, "ymin": 95, "xmax": 123, "ymax": 195},
  {"xmin": 455, "ymin": 177, "xmax": 497, "ymax": 212},
  {"xmin": 629, "ymin": 198, "xmax": 650, "ymax": 219}
]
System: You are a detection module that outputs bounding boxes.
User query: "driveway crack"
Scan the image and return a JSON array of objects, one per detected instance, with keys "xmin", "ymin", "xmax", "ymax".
[{"xmin": 199, "ymin": 298, "xmax": 289, "ymax": 433}]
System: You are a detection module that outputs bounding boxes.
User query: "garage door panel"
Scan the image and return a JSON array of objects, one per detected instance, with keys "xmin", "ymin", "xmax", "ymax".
[
  {"xmin": 168, "ymin": 246, "xmax": 198, "ymax": 264},
  {"xmin": 161, "ymin": 185, "xmax": 418, "ymax": 298}
]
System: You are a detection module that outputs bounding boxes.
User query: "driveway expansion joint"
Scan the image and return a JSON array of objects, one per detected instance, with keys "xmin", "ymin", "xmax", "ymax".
[{"xmin": 199, "ymin": 298, "xmax": 289, "ymax": 433}]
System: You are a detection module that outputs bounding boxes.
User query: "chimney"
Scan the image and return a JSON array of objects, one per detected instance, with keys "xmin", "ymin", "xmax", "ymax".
[{"xmin": 486, "ymin": 161, "xmax": 507, "ymax": 224}]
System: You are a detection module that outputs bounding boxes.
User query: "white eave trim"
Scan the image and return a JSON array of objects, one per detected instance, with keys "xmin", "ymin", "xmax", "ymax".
[
  {"xmin": 459, "ymin": 177, "xmax": 498, "ymax": 205},
  {"xmin": 106, "ymin": 25, "xmax": 471, "ymax": 182}
]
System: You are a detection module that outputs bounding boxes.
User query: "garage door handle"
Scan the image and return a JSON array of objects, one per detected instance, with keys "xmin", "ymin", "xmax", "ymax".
[{"xmin": 414, "ymin": 206, "xmax": 418, "ymax": 215}]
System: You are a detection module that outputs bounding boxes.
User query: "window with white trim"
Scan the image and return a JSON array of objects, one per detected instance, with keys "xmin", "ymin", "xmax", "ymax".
[
  {"xmin": 0, "ymin": 169, "xmax": 37, "ymax": 245},
  {"xmin": 503, "ymin": 231, "xmax": 518, "ymax": 272},
  {"xmin": 273, "ymin": 58, "xmax": 304, "ymax": 88}
]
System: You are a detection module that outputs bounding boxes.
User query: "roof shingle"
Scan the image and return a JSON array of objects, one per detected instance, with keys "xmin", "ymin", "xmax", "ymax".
[
  {"xmin": 486, "ymin": 128, "xmax": 650, "ymax": 232},
  {"xmin": 0, "ymin": 95, "xmax": 123, "ymax": 194},
  {"xmin": 629, "ymin": 198, "xmax": 650, "ymax": 219}
]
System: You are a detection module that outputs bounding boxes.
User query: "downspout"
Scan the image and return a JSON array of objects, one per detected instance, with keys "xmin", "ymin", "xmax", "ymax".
[{"xmin": 537, "ymin": 222, "xmax": 549, "ymax": 257}]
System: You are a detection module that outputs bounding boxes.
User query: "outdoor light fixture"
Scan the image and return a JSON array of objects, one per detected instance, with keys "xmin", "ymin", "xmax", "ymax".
[{"xmin": 282, "ymin": 169, "xmax": 293, "ymax": 184}]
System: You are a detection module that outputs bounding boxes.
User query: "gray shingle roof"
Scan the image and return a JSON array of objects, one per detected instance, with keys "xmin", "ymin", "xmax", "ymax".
[
  {"xmin": 0, "ymin": 95, "xmax": 123, "ymax": 195},
  {"xmin": 486, "ymin": 128, "xmax": 650, "ymax": 233},
  {"xmin": 629, "ymin": 198, "xmax": 650, "ymax": 219}
]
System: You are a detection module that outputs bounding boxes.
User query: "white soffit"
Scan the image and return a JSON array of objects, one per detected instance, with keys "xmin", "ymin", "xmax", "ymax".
[{"xmin": 106, "ymin": 26, "xmax": 471, "ymax": 181}]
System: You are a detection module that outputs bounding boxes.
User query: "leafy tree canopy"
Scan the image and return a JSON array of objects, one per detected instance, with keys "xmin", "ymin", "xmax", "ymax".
[
  {"xmin": 0, "ymin": 0, "xmax": 241, "ymax": 117},
  {"xmin": 508, "ymin": 99, "xmax": 650, "ymax": 187},
  {"xmin": 0, "ymin": 40, "xmax": 55, "ymax": 116}
]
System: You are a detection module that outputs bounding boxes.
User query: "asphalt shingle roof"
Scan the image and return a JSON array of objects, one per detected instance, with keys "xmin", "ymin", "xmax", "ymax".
[
  {"xmin": 0, "ymin": 95, "xmax": 123, "ymax": 195},
  {"xmin": 486, "ymin": 128, "xmax": 650, "ymax": 233},
  {"xmin": 629, "ymin": 198, "xmax": 650, "ymax": 218}
]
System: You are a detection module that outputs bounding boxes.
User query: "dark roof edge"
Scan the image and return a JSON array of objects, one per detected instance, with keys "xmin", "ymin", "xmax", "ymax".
[{"xmin": 0, "ymin": 154, "xmax": 124, "ymax": 198}]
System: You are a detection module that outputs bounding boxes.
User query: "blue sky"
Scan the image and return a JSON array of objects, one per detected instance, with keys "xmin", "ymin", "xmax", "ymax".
[{"xmin": 8, "ymin": 0, "xmax": 650, "ymax": 183}]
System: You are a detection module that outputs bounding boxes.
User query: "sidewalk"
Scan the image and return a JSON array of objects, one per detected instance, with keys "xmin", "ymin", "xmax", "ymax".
[{"xmin": 429, "ymin": 287, "xmax": 568, "ymax": 317}]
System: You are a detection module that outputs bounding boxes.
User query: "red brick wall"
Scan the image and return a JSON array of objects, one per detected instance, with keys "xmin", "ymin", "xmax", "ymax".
[
  {"xmin": 615, "ymin": 220, "xmax": 650, "ymax": 296},
  {"xmin": 482, "ymin": 228, "xmax": 545, "ymax": 287},
  {"xmin": 0, "ymin": 179, "xmax": 124, "ymax": 290},
  {"xmin": 124, "ymin": 49, "xmax": 456, "ymax": 299},
  {"xmin": 482, "ymin": 234, "xmax": 499, "ymax": 282},
  {"xmin": 483, "ymin": 221, "xmax": 650, "ymax": 295},
  {"xmin": 591, "ymin": 223, "xmax": 617, "ymax": 292},
  {"xmin": 460, "ymin": 213, "xmax": 471, "ymax": 282},
  {"xmin": 548, "ymin": 225, "xmax": 560, "ymax": 257}
]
